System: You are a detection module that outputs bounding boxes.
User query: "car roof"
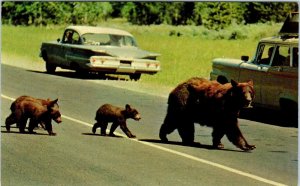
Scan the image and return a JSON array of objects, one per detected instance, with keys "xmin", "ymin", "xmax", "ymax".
[
  {"xmin": 260, "ymin": 36, "xmax": 298, "ymax": 46},
  {"xmin": 66, "ymin": 26, "xmax": 133, "ymax": 37}
]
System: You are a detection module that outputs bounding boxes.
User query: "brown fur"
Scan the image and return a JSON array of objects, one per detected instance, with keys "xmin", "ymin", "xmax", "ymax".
[
  {"xmin": 5, "ymin": 96, "xmax": 62, "ymax": 135},
  {"xmin": 159, "ymin": 77, "xmax": 256, "ymax": 151},
  {"xmin": 92, "ymin": 104, "xmax": 141, "ymax": 138}
]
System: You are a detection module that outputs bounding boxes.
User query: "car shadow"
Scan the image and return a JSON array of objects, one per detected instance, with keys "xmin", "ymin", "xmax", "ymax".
[
  {"xmin": 28, "ymin": 69, "xmax": 129, "ymax": 81},
  {"xmin": 239, "ymin": 108, "xmax": 298, "ymax": 128},
  {"xmin": 138, "ymin": 139, "xmax": 248, "ymax": 153}
]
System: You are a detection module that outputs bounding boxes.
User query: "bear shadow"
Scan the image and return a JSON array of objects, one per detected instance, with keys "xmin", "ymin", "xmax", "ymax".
[
  {"xmin": 138, "ymin": 139, "xmax": 247, "ymax": 153},
  {"xmin": 82, "ymin": 132, "xmax": 123, "ymax": 138},
  {"xmin": 1, "ymin": 126, "xmax": 49, "ymax": 136}
]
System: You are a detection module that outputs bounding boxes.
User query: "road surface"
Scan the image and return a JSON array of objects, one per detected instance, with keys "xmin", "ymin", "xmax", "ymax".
[{"xmin": 1, "ymin": 64, "xmax": 298, "ymax": 185}]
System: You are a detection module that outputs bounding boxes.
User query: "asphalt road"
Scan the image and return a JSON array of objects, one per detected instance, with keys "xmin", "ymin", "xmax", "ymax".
[{"xmin": 1, "ymin": 64, "xmax": 298, "ymax": 186}]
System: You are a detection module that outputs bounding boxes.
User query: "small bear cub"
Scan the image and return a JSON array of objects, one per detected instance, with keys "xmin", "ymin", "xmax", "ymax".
[{"xmin": 92, "ymin": 104, "xmax": 141, "ymax": 138}]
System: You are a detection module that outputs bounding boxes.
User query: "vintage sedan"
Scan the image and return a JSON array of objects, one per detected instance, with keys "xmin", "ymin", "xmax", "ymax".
[
  {"xmin": 40, "ymin": 26, "xmax": 160, "ymax": 80},
  {"xmin": 210, "ymin": 13, "xmax": 298, "ymax": 117}
]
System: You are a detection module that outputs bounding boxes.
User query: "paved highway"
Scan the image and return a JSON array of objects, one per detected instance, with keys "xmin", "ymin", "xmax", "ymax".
[{"xmin": 1, "ymin": 64, "xmax": 298, "ymax": 185}]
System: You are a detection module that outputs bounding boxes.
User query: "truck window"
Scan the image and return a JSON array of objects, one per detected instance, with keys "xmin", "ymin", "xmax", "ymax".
[
  {"xmin": 271, "ymin": 46, "xmax": 288, "ymax": 66},
  {"xmin": 292, "ymin": 47, "xmax": 298, "ymax": 67},
  {"xmin": 258, "ymin": 44, "xmax": 274, "ymax": 65}
]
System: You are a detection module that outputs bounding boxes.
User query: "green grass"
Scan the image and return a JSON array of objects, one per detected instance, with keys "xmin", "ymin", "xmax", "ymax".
[{"xmin": 2, "ymin": 22, "xmax": 282, "ymax": 87}]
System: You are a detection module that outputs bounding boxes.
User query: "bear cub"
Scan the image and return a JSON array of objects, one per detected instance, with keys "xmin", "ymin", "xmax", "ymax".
[
  {"xmin": 5, "ymin": 95, "xmax": 62, "ymax": 135},
  {"xmin": 92, "ymin": 104, "xmax": 141, "ymax": 138}
]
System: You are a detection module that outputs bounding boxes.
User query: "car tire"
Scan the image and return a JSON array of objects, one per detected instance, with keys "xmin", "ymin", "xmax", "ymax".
[
  {"xmin": 130, "ymin": 73, "xmax": 141, "ymax": 81},
  {"xmin": 46, "ymin": 62, "xmax": 56, "ymax": 74},
  {"xmin": 280, "ymin": 98, "xmax": 298, "ymax": 125}
]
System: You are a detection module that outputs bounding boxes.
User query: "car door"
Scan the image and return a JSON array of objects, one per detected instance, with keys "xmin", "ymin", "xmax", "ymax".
[
  {"xmin": 238, "ymin": 43, "xmax": 274, "ymax": 107},
  {"xmin": 261, "ymin": 45, "xmax": 298, "ymax": 109},
  {"xmin": 48, "ymin": 29, "xmax": 73, "ymax": 67}
]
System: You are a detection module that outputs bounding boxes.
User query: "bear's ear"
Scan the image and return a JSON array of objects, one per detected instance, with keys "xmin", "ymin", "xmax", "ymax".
[
  {"xmin": 230, "ymin": 79, "xmax": 238, "ymax": 87},
  {"xmin": 125, "ymin": 104, "xmax": 131, "ymax": 110},
  {"xmin": 48, "ymin": 99, "xmax": 58, "ymax": 107},
  {"xmin": 52, "ymin": 99, "xmax": 58, "ymax": 104},
  {"xmin": 247, "ymin": 79, "xmax": 254, "ymax": 86}
]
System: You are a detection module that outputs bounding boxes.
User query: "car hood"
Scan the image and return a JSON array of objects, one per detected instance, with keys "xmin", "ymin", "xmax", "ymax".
[
  {"xmin": 85, "ymin": 45, "xmax": 159, "ymax": 59},
  {"xmin": 212, "ymin": 58, "xmax": 244, "ymax": 68}
]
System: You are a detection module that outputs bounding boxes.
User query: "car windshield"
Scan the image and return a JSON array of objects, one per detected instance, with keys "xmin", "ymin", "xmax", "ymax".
[{"xmin": 81, "ymin": 33, "xmax": 137, "ymax": 47}]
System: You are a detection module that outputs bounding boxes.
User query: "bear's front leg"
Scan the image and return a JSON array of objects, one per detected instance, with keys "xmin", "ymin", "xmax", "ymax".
[
  {"xmin": 119, "ymin": 123, "xmax": 136, "ymax": 138},
  {"xmin": 225, "ymin": 123, "xmax": 255, "ymax": 151},
  {"xmin": 18, "ymin": 118, "xmax": 28, "ymax": 133},
  {"xmin": 45, "ymin": 122, "xmax": 56, "ymax": 136}
]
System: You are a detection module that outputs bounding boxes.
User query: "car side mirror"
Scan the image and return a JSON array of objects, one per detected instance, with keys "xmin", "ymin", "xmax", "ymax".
[
  {"xmin": 57, "ymin": 38, "xmax": 61, "ymax": 43},
  {"xmin": 241, "ymin": 56, "xmax": 249, "ymax": 61}
]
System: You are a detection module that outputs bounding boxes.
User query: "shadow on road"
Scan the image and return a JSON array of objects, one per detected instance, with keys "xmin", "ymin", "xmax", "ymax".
[
  {"xmin": 82, "ymin": 132, "xmax": 123, "ymax": 138},
  {"xmin": 239, "ymin": 108, "xmax": 298, "ymax": 128},
  {"xmin": 28, "ymin": 69, "xmax": 129, "ymax": 81},
  {"xmin": 139, "ymin": 139, "xmax": 248, "ymax": 153},
  {"xmin": 1, "ymin": 128, "xmax": 49, "ymax": 136},
  {"xmin": 26, "ymin": 69, "xmax": 298, "ymax": 128}
]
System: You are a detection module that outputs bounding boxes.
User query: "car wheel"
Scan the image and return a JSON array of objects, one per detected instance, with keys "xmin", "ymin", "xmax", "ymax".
[
  {"xmin": 130, "ymin": 73, "xmax": 141, "ymax": 81},
  {"xmin": 46, "ymin": 62, "xmax": 56, "ymax": 74}
]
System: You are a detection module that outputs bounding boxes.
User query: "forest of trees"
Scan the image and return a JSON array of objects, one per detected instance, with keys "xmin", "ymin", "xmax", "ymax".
[{"xmin": 2, "ymin": 2, "xmax": 298, "ymax": 30}]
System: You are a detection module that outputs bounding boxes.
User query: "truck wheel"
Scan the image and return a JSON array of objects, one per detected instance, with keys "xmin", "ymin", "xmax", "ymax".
[
  {"xmin": 130, "ymin": 73, "xmax": 141, "ymax": 81},
  {"xmin": 280, "ymin": 98, "xmax": 298, "ymax": 125},
  {"xmin": 46, "ymin": 62, "xmax": 56, "ymax": 74}
]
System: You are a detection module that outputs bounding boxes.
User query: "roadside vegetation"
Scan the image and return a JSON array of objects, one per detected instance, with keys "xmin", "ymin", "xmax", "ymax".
[
  {"xmin": 2, "ymin": 2, "xmax": 296, "ymax": 87},
  {"xmin": 2, "ymin": 22, "xmax": 282, "ymax": 87}
]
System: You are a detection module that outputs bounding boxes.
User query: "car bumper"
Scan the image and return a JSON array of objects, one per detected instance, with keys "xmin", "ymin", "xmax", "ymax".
[{"xmin": 87, "ymin": 56, "xmax": 160, "ymax": 74}]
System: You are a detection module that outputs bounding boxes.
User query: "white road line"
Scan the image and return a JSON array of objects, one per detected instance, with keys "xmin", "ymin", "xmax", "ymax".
[{"xmin": 1, "ymin": 94, "xmax": 287, "ymax": 186}]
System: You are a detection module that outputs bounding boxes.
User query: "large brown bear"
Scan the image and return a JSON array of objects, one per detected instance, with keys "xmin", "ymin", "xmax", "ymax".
[
  {"xmin": 5, "ymin": 96, "xmax": 62, "ymax": 135},
  {"xmin": 92, "ymin": 104, "xmax": 141, "ymax": 138},
  {"xmin": 159, "ymin": 77, "xmax": 256, "ymax": 151}
]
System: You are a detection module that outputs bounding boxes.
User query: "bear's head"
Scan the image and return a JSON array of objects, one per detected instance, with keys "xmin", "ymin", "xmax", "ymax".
[
  {"xmin": 229, "ymin": 79, "xmax": 255, "ymax": 109},
  {"xmin": 125, "ymin": 104, "xmax": 141, "ymax": 121},
  {"xmin": 46, "ymin": 99, "xmax": 62, "ymax": 124}
]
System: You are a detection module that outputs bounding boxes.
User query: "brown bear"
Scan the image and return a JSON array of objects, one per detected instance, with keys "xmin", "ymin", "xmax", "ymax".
[
  {"xmin": 5, "ymin": 96, "xmax": 62, "ymax": 135},
  {"xmin": 92, "ymin": 104, "xmax": 141, "ymax": 138},
  {"xmin": 159, "ymin": 77, "xmax": 256, "ymax": 151}
]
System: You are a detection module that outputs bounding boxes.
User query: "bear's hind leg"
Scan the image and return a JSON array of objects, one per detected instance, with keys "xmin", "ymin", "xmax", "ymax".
[
  {"xmin": 5, "ymin": 113, "xmax": 16, "ymax": 132},
  {"xmin": 108, "ymin": 122, "xmax": 119, "ymax": 137},
  {"xmin": 159, "ymin": 114, "xmax": 177, "ymax": 142},
  {"xmin": 212, "ymin": 127, "xmax": 225, "ymax": 149},
  {"xmin": 100, "ymin": 122, "xmax": 109, "ymax": 136},
  {"xmin": 92, "ymin": 122, "xmax": 100, "ymax": 134},
  {"xmin": 28, "ymin": 119, "xmax": 37, "ymax": 134}
]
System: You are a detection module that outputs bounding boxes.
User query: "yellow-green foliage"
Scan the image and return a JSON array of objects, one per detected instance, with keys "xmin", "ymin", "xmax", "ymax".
[{"xmin": 2, "ymin": 22, "xmax": 281, "ymax": 87}]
